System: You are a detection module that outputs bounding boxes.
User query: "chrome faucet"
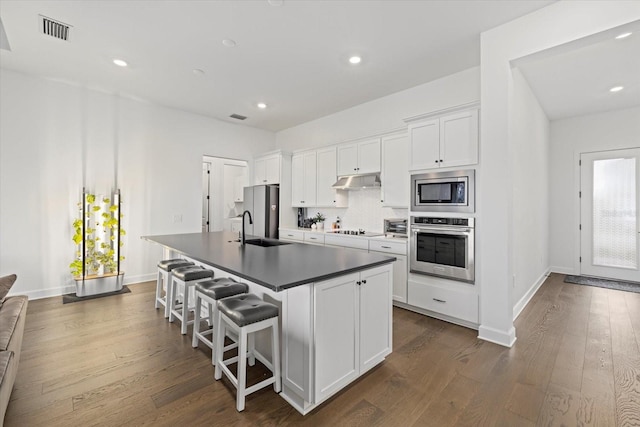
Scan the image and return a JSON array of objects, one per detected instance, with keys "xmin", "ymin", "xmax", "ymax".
[{"xmin": 241, "ymin": 210, "xmax": 253, "ymax": 245}]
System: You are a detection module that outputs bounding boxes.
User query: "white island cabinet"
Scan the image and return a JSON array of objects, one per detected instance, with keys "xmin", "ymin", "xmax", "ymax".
[{"xmin": 283, "ymin": 263, "xmax": 392, "ymax": 413}]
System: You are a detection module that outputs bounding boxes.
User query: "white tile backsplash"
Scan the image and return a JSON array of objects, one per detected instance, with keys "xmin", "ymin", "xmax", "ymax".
[{"xmin": 310, "ymin": 189, "xmax": 407, "ymax": 233}]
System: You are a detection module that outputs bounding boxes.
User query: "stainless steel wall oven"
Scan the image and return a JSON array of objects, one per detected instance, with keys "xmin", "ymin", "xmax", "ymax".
[{"xmin": 410, "ymin": 216, "xmax": 475, "ymax": 283}]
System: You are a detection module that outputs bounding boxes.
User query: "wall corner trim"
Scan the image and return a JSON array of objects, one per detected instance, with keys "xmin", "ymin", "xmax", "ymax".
[{"xmin": 478, "ymin": 325, "xmax": 516, "ymax": 348}]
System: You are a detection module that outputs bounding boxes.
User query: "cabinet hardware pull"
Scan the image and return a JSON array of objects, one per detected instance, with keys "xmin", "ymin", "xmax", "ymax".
[
  {"xmin": 433, "ymin": 298, "xmax": 446, "ymax": 303},
  {"xmin": 357, "ymin": 281, "xmax": 361, "ymax": 285},
  {"xmin": 381, "ymin": 245, "xmax": 391, "ymax": 249},
  {"xmin": 362, "ymin": 279, "xmax": 367, "ymax": 284},
  {"xmin": 435, "ymin": 160, "xmax": 438, "ymax": 163},
  {"xmin": 287, "ymin": 234, "xmax": 293, "ymax": 237}
]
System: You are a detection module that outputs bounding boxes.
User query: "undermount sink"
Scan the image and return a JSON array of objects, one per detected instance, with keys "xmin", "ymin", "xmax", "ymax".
[{"xmin": 244, "ymin": 238, "xmax": 292, "ymax": 247}]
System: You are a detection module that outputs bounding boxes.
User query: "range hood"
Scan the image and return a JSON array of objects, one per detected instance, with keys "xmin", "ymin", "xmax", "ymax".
[{"xmin": 331, "ymin": 173, "xmax": 381, "ymax": 190}]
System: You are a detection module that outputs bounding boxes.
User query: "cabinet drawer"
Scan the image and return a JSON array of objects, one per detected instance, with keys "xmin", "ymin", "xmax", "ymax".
[
  {"xmin": 304, "ymin": 233, "xmax": 325, "ymax": 244},
  {"xmin": 325, "ymin": 234, "xmax": 369, "ymax": 250},
  {"xmin": 368, "ymin": 239, "xmax": 407, "ymax": 255},
  {"xmin": 408, "ymin": 281, "xmax": 478, "ymax": 323},
  {"xmin": 280, "ymin": 229, "xmax": 304, "ymax": 241}
]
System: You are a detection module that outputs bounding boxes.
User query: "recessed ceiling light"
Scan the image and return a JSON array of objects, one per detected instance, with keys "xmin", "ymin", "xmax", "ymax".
[
  {"xmin": 615, "ymin": 32, "xmax": 632, "ymax": 40},
  {"xmin": 609, "ymin": 86, "xmax": 624, "ymax": 93},
  {"xmin": 348, "ymin": 56, "xmax": 362, "ymax": 65},
  {"xmin": 113, "ymin": 59, "xmax": 128, "ymax": 67},
  {"xmin": 193, "ymin": 68, "xmax": 205, "ymax": 75},
  {"xmin": 222, "ymin": 39, "xmax": 237, "ymax": 48},
  {"xmin": 257, "ymin": 103, "xmax": 267, "ymax": 109}
]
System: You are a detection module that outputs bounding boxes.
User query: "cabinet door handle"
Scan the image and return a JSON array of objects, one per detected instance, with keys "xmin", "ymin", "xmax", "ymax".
[
  {"xmin": 362, "ymin": 279, "xmax": 367, "ymax": 284},
  {"xmin": 435, "ymin": 160, "xmax": 439, "ymax": 163},
  {"xmin": 433, "ymin": 298, "xmax": 446, "ymax": 303},
  {"xmin": 357, "ymin": 281, "xmax": 361, "ymax": 285},
  {"xmin": 287, "ymin": 234, "xmax": 294, "ymax": 237},
  {"xmin": 381, "ymin": 245, "xmax": 391, "ymax": 249}
]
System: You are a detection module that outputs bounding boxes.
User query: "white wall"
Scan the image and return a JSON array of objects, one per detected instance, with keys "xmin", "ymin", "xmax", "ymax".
[
  {"xmin": 479, "ymin": 1, "xmax": 640, "ymax": 346},
  {"xmin": 0, "ymin": 69, "xmax": 275, "ymax": 298},
  {"xmin": 276, "ymin": 67, "xmax": 479, "ymax": 151},
  {"xmin": 510, "ymin": 69, "xmax": 550, "ymax": 317},
  {"xmin": 549, "ymin": 106, "xmax": 640, "ymax": 274}
]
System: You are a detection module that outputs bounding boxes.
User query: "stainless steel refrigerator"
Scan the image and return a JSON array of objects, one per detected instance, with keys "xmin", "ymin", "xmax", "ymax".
[{"xmin": 243, "ymin": 184, "xmax": 279, "ymax": 238}]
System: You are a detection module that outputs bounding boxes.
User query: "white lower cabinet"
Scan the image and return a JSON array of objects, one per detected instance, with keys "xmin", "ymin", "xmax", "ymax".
[
  {"xmin": 303, "ymin": 232, "xmax": 325, "ymax": 245},
  {"xmin": 389, "ymin": 255, "xmax": 407, "ymax": 303},
  {"xmin": 369, "ymin": 239, "xmax": 407, "ymax": 304},
  {"xmin": 407, "ymin": 280, "xmax": 478, "ymax": 324},
  {"xmin": 279, "ymin": 229, "xmax": 304, "ymax": 242},
  {"xmin": 314, "ymin": 265, "xmax": 392, "ymax": 403}
]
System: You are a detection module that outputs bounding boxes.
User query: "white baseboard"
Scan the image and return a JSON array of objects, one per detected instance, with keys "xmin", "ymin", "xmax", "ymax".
[
  {"xmin": 124, "ymin": 273, "xmax": 155, "ymax": 285},
  {"xmin": 14, "ymin": 273, "xmax": 156, "ymax": 300},
  {"xmin": 478, "ymin": 325, "xmax": 516, "ymax": 348},
  {"xmin": 550, "ymin": 266, "xmax": 574, "ymax": 275},
  {"xmin": 512, "ymin": 268, "xmax": 550, "ymax": 321}
]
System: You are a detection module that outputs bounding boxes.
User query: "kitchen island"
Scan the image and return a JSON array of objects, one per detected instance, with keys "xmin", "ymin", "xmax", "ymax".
[{"xmin": 143, "ymin": 231, "xmax": 395, "ymax": 415}]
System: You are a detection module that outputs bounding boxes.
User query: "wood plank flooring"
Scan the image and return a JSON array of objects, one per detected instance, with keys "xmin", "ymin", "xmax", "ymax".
[{"xmin": 5, "ymin": 273, "xmax": 640, "ymax": 426}]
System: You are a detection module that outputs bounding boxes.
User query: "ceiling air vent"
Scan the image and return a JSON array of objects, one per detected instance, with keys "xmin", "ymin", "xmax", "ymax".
[
  {"xmin": 39, "ymin": 15, "xmax": 71, "ymax": 41},
  {"xmin": 229, "ymin": 114, "xmax": 247, "ymax": 121}
]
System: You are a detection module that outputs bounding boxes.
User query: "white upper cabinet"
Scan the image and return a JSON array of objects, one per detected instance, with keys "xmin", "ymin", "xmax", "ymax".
[
  {"xmin": 439, "ymin": 109, "xmax": 479, "ymax": 168},
  {"xmin": 316, "ymin": 147, "xmax": 348, "ymax": 208},
  {"xmin": 337, "ymin": 138, "xmax": 381, "ymax": 176},
  {"xmin": 408, "ymin": 107, "xmax": 478, "ymax": 171},
  {"xmin": 409, "ymin": 119, "xmax": 440, "ymax": 170},
  {"xmin": 254, "ymin": 154, "xmax": 281, "ymax": 185},
  {"xmin": 381, "ymin": 133, "xmax": 409, "ymax": 207},
  {"xmin": 291, "ymin": 151, "xmax": 317, "ymax": 207}
]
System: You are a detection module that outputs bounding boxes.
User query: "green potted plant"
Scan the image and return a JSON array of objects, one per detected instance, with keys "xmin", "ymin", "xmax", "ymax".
[
  {"xmin": 313, "ymin": 212, "xmax": 326, "ymax": 230},
  {"xmin": 70, "ymin": 189, "xmax": 125, "ymax": 296}
]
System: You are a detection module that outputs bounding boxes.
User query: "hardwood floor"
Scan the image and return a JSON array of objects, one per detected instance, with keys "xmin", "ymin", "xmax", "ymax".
[{"xmin": 5, "ymin": 273, "xmax": 640, "ymax": 426}]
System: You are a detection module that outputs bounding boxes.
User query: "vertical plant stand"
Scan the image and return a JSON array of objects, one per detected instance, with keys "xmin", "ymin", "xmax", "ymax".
[{"xmin": 72, "ymin": 189, "xmax": 125, "ymax": 297}]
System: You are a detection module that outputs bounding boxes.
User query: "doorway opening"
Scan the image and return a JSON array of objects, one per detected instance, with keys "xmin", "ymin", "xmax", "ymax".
[{"xmin": 202, "ymin": 156, "xmax": 248, "ymax": 233}]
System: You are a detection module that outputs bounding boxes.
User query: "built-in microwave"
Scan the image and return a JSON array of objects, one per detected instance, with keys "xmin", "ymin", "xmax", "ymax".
[{"xmin": 411, "ymin": 169, "xmax": 475, "ymax": 213}]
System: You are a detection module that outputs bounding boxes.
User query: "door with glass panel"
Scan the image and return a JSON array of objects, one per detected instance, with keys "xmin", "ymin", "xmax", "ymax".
[{"xmin": 580, "ymin": 148, "xmax": 639, "ymax": 281}]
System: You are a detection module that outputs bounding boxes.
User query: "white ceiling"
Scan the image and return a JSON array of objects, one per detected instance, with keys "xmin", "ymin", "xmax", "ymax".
[
  {"xmin": 515, "ymin": 20, "xmax": 640, "ymax": 121},
  {"xmin": 0, "ymin": 0, "xmax": 553, "ymax": 132}
]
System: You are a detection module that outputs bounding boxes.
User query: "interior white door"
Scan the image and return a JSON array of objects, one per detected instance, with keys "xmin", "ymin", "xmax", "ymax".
[
  {"xmin": 202, "ymin": 162, "xmax": 210, "ymax": 232},
  {"xmin": 580, "ymin": 148, "xmax": 640, "ymax": 281}
]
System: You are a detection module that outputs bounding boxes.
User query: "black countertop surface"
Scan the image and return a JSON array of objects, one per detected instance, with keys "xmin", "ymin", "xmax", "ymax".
[{"xmin": 142, "ymin": 231, "xmax": 395, "ymax": 292}]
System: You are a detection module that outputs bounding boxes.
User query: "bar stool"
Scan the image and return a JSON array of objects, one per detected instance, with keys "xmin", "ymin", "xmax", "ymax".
[
  {"xmin": 156, "ymin": 259, "xmax": 194, "ymax": 318},
  {"xmin": 192, "ymin": 278, "xmax": 249, "ymax": 363},
  {"xmin": 169, "ymin": 266, "xmax": 214, "ymax": 335},
  {"xmin": 214, "ymin": 293, "xmax": 281, "ymax": 412}
]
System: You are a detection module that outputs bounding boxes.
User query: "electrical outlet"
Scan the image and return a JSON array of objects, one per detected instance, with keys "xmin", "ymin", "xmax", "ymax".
[{"xmin": 173, "ymin": 214, "xmax": 182, "ymax": 223}]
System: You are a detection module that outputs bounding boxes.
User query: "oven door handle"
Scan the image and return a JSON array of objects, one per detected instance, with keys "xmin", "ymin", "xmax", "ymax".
[{"xmin": 411, "ymin": 227, "xmax": 472, "ymax": 235}]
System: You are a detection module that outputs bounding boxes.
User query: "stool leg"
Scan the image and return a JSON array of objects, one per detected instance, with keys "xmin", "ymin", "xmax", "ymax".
[
  {"xmin": 155, "ymin": 270, "xmax": 162, "ymax": 309},
  {"xmin": 210, "ymin": 303, "xmax": 217, "ymax": 365},
  {"xmin": 168, "ymin": 278, "xmax": 177, "ymax": 322},
  {"xmin": 192, "ymin": 293, "xmax": 201, "ymax": 348},
  {"xmin": 248, "ymin": 333, "xmax": 256, "ymax": 367},
  {"xmin": 181, "ymin": 282, "xmax": 189, "ymax": 335},
  {"xmin": 272, "ymin": 318, "xmax": 281, "ymax": 393},
  {"xmin": 237, "ymin": 327, "xmax": 248, "ymax": 412},
  {"xmin": 214, "ymin": 311, "xmax": 225, "ymax": 379},
  {"xmin": 164, "ymin": 271, "xmax": 172, "ymax": 318}
]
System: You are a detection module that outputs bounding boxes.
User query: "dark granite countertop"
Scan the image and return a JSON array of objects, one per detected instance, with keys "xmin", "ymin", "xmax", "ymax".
[{"xmin": 142, "ymin": 231, "xmax": 395, "ymax": 292}]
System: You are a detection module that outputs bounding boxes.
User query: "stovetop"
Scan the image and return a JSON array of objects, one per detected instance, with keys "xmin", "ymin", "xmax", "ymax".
[{"xmin": 327, "ymin": 229, "xmax": 383, "ymax": 237}]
